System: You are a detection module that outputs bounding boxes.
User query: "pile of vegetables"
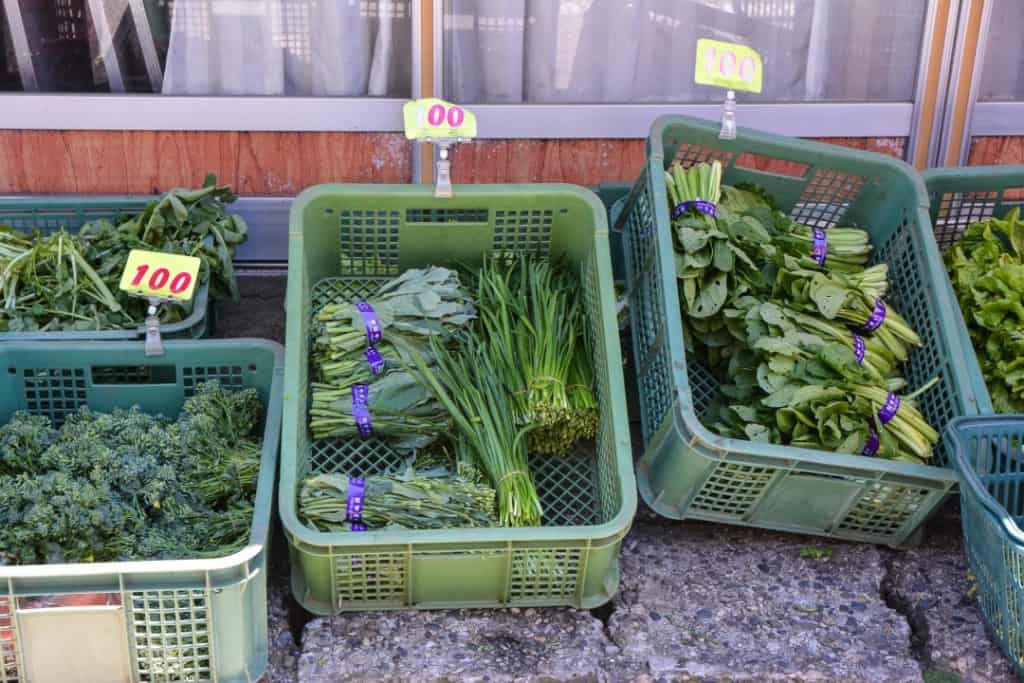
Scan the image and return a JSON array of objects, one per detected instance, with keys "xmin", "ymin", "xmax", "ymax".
[
  {"xmin": 0, "ymin": 175, "xmax": 246, "ymax": 332},
  {"xmin": 946, "ymin": 207, "xmax": 1024, "ymax": 412},
  {"xmin": 301, "ymin": 254, "xmax": 599, "ymax": 530},
  {"xmin": 665, "ymin": 161, "xmax": 938, "ymax": 463},
  {"xmin": 0, "ymin": 381, "xmax": 263, "ymax": 564}
]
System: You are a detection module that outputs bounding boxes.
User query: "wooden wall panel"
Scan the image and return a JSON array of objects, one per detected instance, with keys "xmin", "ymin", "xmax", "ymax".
[
  {"xmin": 968, "ymin": 136, "xmax": 1024, "ymax": 166},
  {"xmin": 0, "ymin": 131, "xmax": 411, "ymax": 194},
  {"xmin": 449, "ymin": 139, "xmax": 646, "ymax": 186},
  {"xmin": 0, "ymin": 132, "xmax": 907, "ymax": 194},
  {"xmin": 449, "ymin": 137, "xmax": 906, "ymax": 185}
]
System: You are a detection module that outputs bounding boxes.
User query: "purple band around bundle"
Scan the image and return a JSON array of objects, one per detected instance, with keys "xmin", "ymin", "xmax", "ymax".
[
  {"xmin": 859, "ymin": 299, "xmax": 887, "ymax": 334},
  {"xmin": 351, "ymin": 384, "xmax": 372, "ymax": 439},
  {"xmin": 351, "ymin": 522, "xmax": 367, "ymax": 532},
  {"xmin": 852, "ymin": 334, "xmax": 866, "ymax": 365},
  {"xmin": 863, "ymin": 430, "xmax": 880, "ymax": 457},
  {"xmin": 354, "ymin": 301, "xmax": 383, "ymax": 344},
  {"xmin": 365, "ymin": 346, "xmax": 385, "ymax": 374},
  {"xmin": 346, "ymin": 477, "xmax": 365, "ymax": 522},
  {"xmin": 878, "ymin": 392, "xmax": 901, "ymax": 425},
  {"xmin": 812, "ymin": 229, "xmax": 828, "ymax": 266},
  {"xmin": 671, "ymin": 199, "xmax": 718, "ymax": 220}
]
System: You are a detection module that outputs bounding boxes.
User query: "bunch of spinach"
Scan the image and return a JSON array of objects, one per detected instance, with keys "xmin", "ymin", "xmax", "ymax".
[
  {"xmin": 946, "ymin": 207, "xmax": 1024, "ymax": 412},
  {"xmin": 0, "ymin": 174, "xmax": 246, "ymax": 333},
  {"xmin": 666, "ymin": 162, "xmax": 937, "ymax": 462},
  {"xmin": 0, "ymin": 381, "xmax": 263, "ymax": 565}
]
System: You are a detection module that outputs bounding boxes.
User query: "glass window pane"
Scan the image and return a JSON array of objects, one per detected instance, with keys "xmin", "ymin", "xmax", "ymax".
[
  {"xmin": 0, "ymin": 0, "xmax": 412, "ymax": 96},
  {"xmin": 444, "ymin": 0, "xmax": 928, "ymax": 104},
  {"xmin": 978, "ymin": 0, "xmax": 1024, "ymax": 102}
]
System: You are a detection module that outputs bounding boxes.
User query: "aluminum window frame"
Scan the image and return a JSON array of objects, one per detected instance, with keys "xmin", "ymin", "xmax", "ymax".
[
  {"xmin": 434, "ymin": 0, "xmax": 940, "ymax": 151},
  {"xmin": 959, "ymin": 0, "xmax": 1024, "ymax": 145},
  {"xmin": 0, "ymin": 0, "xmax": 420, "ymax": 132}
]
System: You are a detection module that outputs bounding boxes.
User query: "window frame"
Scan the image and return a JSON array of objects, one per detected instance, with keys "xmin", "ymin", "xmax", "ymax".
[
  {"xmin": 962, "ymin": 0, "xmax": 1024, "ymax": 141},
  {"xmin": 0, "ymin": 0, "xmax": 421, "ymax": 132}
]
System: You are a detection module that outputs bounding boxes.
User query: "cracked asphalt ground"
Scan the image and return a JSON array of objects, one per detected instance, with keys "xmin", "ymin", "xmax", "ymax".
[{"xmin": 221, "ymin": 275, "xmax": 1019, "ymax": 683}]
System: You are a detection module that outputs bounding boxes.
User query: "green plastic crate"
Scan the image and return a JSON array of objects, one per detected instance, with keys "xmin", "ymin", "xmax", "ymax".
[
  {"xmin": 280, "ymin": 183, "xmax": 636, "ymax": 614},
  {"xmin": 0, "ymin": 339, "xmax": 282, "ymax": 683},
  {"xmin": 923, "ymin": 165, "xmax": 1024, "ymax": 413},
  {"xmin": 924, "ymin": 165, "xmax": 1024, "ymax": 252},
  {"xmin": 616, "ymin": 115, "xmax": 986, "ymax": 546},
  {"xmin": 0, "ymin": 196, "xmax": 212, "ymax": 341},
  {"xmin": 946, "ymin": 415, "xmax": 1024, "ymax": 676}
]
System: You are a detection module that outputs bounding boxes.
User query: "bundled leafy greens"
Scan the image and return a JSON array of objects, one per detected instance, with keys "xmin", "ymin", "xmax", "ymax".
[
  {"xmin": 307, "ymin": 255, "xmax": 599, "ymax": 529},
  {"xmin": 299, "ymin": 461, "xmax": 496, "ymax": 531},
  {"xmin": 666, "ymin": 161, "xmax": 937, "ymax": 463},
  {"xmin": 946, "ymin": 207, "xmax": 1024, "ymax": 412},
  {"xmin": 0, "ymin": 381, "xmax": 263, "ymax": 564},
  {"xmin": 0, "ymin": 175, "xmax": 246, "ymax": 333},
  {"xmin": 472, "ymin": 256, "xmax": 598, "ymax": 455},
  {"xmin": 309, "ymin": 266, "xmax": 474, "ymax": 451}
]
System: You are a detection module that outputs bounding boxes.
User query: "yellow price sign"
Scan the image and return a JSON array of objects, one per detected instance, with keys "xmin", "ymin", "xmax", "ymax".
[
  {"xmin": 119, "ymin": 249, "xmax": 201, "ymax": 302},
  {"xmin": 694, "ymin": 39, "xmax": 763, "ymax": 94},
  {"xmin": 403, "ymin": 98, "xmax": 478, "ymax": 141}
]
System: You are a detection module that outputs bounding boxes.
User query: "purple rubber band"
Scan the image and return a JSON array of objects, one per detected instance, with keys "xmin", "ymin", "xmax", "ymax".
[
  {"xmin": 863, "ymin": 430, "xmax": 880, "ymax": 457},
  {"xmin": 859, "ymin": 299, "xmax": 887, "ymax": 334},
  {"xmin": 346, "ymin": 477, "xmax": 365, "ymax": 522},
  {"xmin": 365, "ymin": 346, "xmax": 385, "ymax": 374},
  {"xmin": 354, "ymin": 301, "xmax": 383, "ymax": 344},
  {"xmin": 351, "ymin": 384, "xmax": 372, "ymax": 439},
  {"xmin": 812, "ymin": 228, "xmax": 828, "ymax": 266},
  {"xmin": 852, "ymin": 333, "xmax": 866, "ymax": 365},
  {"xmin": 671, "ymin": 199, "xmax": 718, "ymax": 220},
  {"xmin": 351, "ymin": 522, "xmax": 367, "ymax": 532},
  {"xmin": 878, "ymin": 392, "xmax": 901, "ymax": 425}
]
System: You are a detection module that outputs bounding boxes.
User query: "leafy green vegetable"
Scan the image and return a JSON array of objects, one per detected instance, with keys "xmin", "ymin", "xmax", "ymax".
[
  {"xmin": 664, "ymin": 162, "xmax": 936, "ymax": 462},
  {"xmin": 299, "ymin": 461, "xmax": 496, "ymax": 531},
  {"xmin": 946, "ymin": 207, "xmax": 1024, "ymax": 411},
  {"xmin": 0, "ymin": 175, "xmax": 246, "ymax": 333},
  {"xmin": 412, "ymin": 331, "xmax": 543, "ymax": 527},
  {"xmin": 0, "ymin": 381, "xmax": 263, "ymax": 565},
  {"xmin": 472, "ymin": 255, "xmax": 598, "ymax": 455}
]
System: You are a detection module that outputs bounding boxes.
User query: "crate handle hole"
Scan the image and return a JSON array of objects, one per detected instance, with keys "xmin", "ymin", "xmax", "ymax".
[{"xmin": 91, "ymin": 365, "xmax": 177, "ymax": 385}]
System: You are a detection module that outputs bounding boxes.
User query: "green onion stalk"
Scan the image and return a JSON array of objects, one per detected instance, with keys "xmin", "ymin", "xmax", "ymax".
[
  {"xmin": 473, "ymin": 255, "xmax": 598, "ymax": 455},
  {"xmin": 411, "ymin": 334, "xmax": 543, "ymax": 527},
  {"xmin": 299, "ymin": 464, "xmax": 496, "ymax": 531}
]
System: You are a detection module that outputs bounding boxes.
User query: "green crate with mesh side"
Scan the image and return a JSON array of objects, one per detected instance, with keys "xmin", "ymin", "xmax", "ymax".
[
  {"xmin": 946, "ymin": 415, "xmax": 1024, "ymax": 676},
  {"xmin": 0, "ymin": 338, "xmax": 282, "ymax": 683},
  {"xmin": 0, "ymin": 195, "xmax": 213, "ymax": 341},
  {"xmin": 923, "ymin": 165, "xmax": 1024, "ymax": 413},
  {"xmin": 280, "ymin": 183, "xmax": 636, "ymax": 614},
  {"xmin": 615, "ymin": 115, "xmax": 986, "ymax": 547}
]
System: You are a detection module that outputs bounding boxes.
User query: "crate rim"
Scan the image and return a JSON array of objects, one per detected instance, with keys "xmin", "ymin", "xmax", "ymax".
[
  {"xmin": 280, "ymin": 182, "xmax": 637, "ymax": 550},
  {"xmin": 947, "ymin": 414, "xmax": 1024, "ymax": 547},
  {"xmin": 288, "ymin": 182, "xmax": 612, "ymax": 237},
  {"xmin": 0, "ymin": 337, "xmax": 284, "ymax": 583},
  {"xmin": 648, "ymin": 114, "xmax": 931, "ymax": 209},
  {"xmin": 922, "ymin": 164, "xmax": 1024, "ymax": 187}
]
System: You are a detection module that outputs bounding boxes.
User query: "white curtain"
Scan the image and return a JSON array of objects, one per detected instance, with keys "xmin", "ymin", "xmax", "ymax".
[
  {"xmin": 162, "ymin": 0, "xmax": 411, "ymax": 96},
  {"xmin": 444, "ymin": 0, "xmax": 926, "ymax": 104}
]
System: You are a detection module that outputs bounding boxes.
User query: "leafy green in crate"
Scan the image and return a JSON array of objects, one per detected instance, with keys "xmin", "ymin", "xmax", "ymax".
[
  {"xmin": 665, "ymin": 161, "xmax": 937, "ymax": 463},
  {"xmin": 0, "ymin": 175, "xmax": 245, "ymax": 333},
  {"xmin": 0, "ymin": 381, "xmax": 263, "ymax": 564},
  {"xmin": 299, "ymin": 461, "xmax": 496, "ymax": 531},
  {"xmin": 946, "ymin": 207, "xmax": 1024, "ymax": 412}
]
